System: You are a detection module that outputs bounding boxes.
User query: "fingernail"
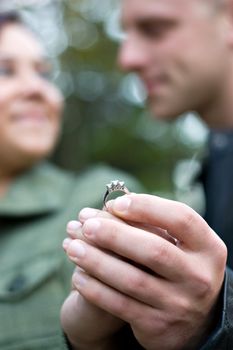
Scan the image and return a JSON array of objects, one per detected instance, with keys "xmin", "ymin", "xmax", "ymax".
[
  {"xmin": 66, "ymin": 220, "xmax": 82, "ymax": 234},
  {"xmin": 73, "ymin": 271, "xmax": 88, "ymax": 287},
  {"xmin": 79, "ymin": 208, "xmax": 98, "ymax": 220},
  {"xmin": 62, "ymin": 238, "xmax": 72, "ymax": 250},
  {"xmin": 113, "ymin": 196, "xmax": 131, "ymax": 213},
  {"xmin": 83, "ymin": 218, "xmax": 100, "ymax": 238},
  {"xmin": 68, "ymin": 240, "xmax": 86, "ymax": 258}
]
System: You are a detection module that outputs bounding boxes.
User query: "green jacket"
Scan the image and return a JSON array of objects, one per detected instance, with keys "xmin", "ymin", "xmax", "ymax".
[{"xmin": 0, "ymin": 162, "xmax": 142, "ymax": 350}]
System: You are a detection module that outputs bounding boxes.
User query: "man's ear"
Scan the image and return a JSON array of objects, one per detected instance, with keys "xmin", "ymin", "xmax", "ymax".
[
  {"xmin": 216, "ymin": 0, "xmax": 233, "ymax": 47},
  {"xmin": 223, "ymin": 0, "xmax": 233, "ymax": 46}
]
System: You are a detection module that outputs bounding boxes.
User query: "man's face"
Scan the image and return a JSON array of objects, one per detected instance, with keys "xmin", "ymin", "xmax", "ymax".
[
  {"xmin": 118, "ymin": 0, "xmax": 230, "ymax": 123},
  {"xmin": 0, "ymin": 23, "xmax": 63, "ymax": 167}
]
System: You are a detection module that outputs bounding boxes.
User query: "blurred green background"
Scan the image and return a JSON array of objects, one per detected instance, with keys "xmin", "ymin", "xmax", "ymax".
[{"xmin": 3, "ymin": 0, "xmax": 209, "ymax": 209}]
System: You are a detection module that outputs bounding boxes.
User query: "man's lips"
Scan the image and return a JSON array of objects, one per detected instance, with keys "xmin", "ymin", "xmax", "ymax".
[
  {"xmin": 143, "ymin": 76, "xmax": 168, "ymax": 95},
  {"xmin": 144, "ymin": 80, "xmax": 155, "ymax": 94}
]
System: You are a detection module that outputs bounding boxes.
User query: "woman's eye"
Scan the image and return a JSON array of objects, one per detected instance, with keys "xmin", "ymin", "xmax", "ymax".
[
  {"xmin": 36, "ymin": 61, "xmax": 54, "ymax": 81},
  {"xmin": 38, "ymin": 69, "xmax": 53, "ymax": 80},
  {"xmin": 0, "ymin": 66, "xmax": 14, "ymax": 76}
]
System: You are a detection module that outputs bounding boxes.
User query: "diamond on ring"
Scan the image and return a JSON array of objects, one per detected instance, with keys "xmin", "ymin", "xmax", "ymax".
[
  {"xmin": 106, "ymin": 180, "xmax": 125, "ymax": 193},
  {"xmin": 103, "ymin": 180, "xmax": 130, "ymax": 208}
]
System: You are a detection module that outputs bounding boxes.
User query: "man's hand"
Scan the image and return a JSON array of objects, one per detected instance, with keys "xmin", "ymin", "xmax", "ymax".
[{"xmin": 62, "ymin": 194, "xmax": 227, "ymax": 350}]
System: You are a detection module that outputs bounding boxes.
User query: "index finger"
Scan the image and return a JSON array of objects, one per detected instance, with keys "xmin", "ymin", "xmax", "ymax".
[{"xmin": 107, "ymin": 194, "xmax": 219, "ymax": 251}]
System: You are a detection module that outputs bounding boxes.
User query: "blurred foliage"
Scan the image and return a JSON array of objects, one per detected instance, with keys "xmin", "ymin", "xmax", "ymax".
[{"xmin": 11, "ymin": 0, "xmax": 209, "ymax": 204}]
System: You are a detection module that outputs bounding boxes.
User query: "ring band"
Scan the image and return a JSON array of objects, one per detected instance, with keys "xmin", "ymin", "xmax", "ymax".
[{"xmin": 103, "ymin": 180, "xmax": 130, "ymax": 208}]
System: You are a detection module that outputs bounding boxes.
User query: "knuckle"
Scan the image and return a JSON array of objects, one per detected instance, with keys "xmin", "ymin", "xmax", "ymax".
[
  {"xmin": 124, "ymin": 271, "xmax": 147, "ymax": 295},
  {"xmin": 86, "ymin": 287, "xmax": 103, "ymax": 304},
  {"xmin": 204, "ymin": 235, "xmax": 227, "ymax": 276},
  {"xmin": 215, "ymin": 239, "xmax": 228, "ymax": 269},
  {"xmin": 101, "ymin": 219, "xmax": 119, "ymax": 242},
  {"xmin": 148, "ymin": 241, "xmax": 169, "ymax": 267},
  {"xmin": 115, "ymin": 297, "xmax": 133, "ymax": 321},
  {"xmin": 133, "ymin": 311, "xmax": 167, "ymax": 336},
  {"xmin": 86, "ymin": 218, "xmax": 119, "ymax": 247},
  {"xmin": 174, "ymin": 296, "xmax": 193, "ymax": 320},
  {"xmin": 175, "ymin": 203, "xmax": 196, "ymax": 231},
  {"xmin": 191, "ymin": 271, "xmax": 213, "ymax": 299},
  {"xmin": 115, "ymin": 298, "xmax": 151, "ymax": 326},
  {"xmin": 90, "ymin": 258, "xmax": 102, "ymax": 275}
]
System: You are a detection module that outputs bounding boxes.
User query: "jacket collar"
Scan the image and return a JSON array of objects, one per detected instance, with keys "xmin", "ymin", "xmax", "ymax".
[{"xmin": 0, "ymin": 162, "xmax": 74, "ymax": 217}]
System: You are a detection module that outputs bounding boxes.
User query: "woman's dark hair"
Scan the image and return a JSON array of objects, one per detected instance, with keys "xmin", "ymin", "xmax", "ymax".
[{"xmin": 0, "ymin": 12, "xmax": 21, "ymax": 30}]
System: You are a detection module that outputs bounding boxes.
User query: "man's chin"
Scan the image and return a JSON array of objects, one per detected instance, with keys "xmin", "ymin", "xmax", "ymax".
[{"xmin": 149, "ymin": 106, "xmax": 180, "ymax": 122}]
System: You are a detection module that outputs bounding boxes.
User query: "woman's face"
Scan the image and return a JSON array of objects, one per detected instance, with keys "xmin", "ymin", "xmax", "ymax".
[{"xmin": 0, "ymin": 23, "xmax": 63, "ymax": 168}]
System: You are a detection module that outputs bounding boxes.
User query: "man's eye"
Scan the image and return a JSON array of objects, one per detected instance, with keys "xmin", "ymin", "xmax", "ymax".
[
  {"xmin": 139, "ymin": 21, "xmax": 174, "ymax": 39},
  {"xmin": 0, "ymin": 66, "xmax": 14, "ymax": 76},
  {"xmin": 142, "ymin": 24, "xmax": 166, "ymax": 38}
]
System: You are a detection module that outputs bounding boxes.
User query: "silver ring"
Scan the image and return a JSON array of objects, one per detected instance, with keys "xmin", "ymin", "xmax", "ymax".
[{"xmin": 103, "ymin": 180, "xmax": 130, "ymax": 208}]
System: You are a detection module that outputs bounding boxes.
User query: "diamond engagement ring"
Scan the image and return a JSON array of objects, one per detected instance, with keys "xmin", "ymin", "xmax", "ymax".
[{"xmin": 103, "ymin": 180, "xmax": 130, "ymax": 208}]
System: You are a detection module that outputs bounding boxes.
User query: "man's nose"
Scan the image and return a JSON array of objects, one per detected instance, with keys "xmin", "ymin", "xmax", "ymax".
[{"xmin": 117, "ymin": 37, "xmax": 148, "ymax": 72}]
